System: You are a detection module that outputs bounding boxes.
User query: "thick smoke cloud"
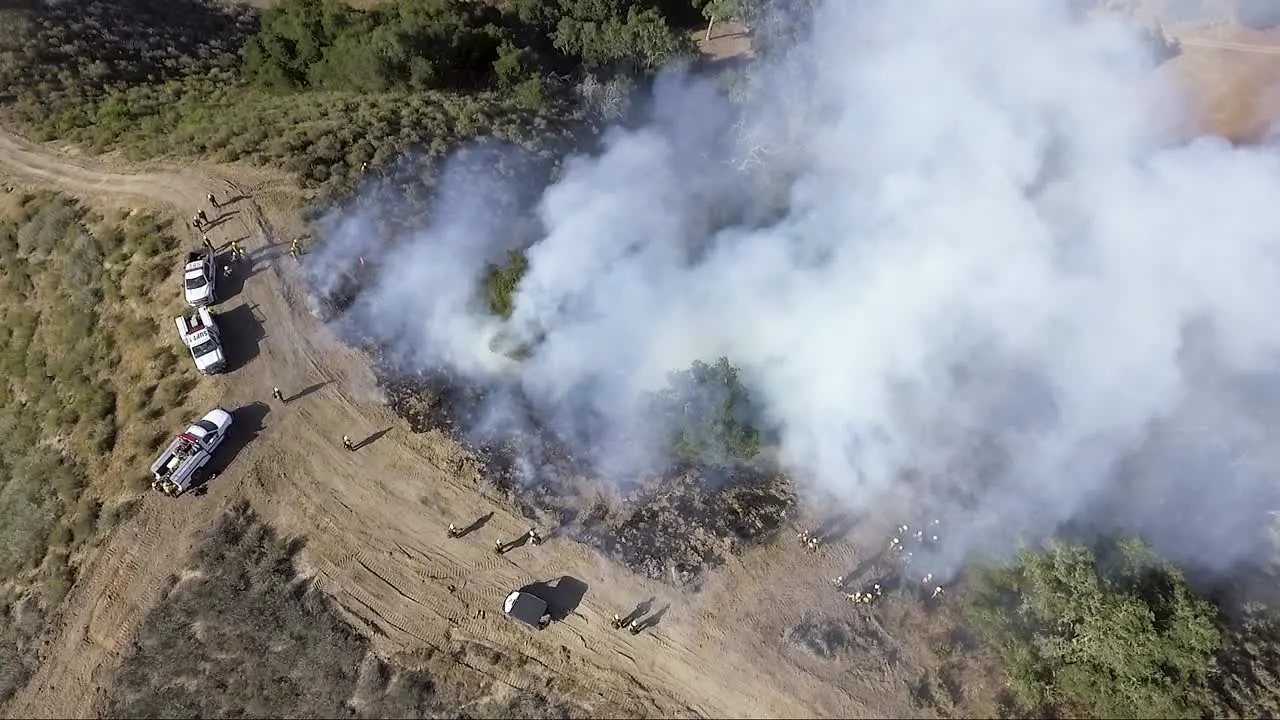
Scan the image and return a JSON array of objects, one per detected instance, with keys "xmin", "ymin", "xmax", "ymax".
[{"xmin": 308, "ymin": 0, "xmax": 1280, "ymax": 576}]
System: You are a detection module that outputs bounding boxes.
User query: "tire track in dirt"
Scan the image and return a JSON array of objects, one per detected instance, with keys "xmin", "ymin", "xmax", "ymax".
[
  {"xmin": 10, "ymin": 496, "xmax": 218, "ymax": 719},
  {"xmin": 1176, "ymin": 36, "xmax": 1280, "ymax": 54},
  {"xmin": 0, "ymin": 129, "xmax": 300, "ymax": 720},
  {"xmin": 0, "ymin": 128, "xmax": 863, "ymax": 720}
]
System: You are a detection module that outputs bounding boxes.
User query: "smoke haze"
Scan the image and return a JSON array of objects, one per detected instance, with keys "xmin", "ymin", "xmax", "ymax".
[{"xmin": 307, "ymin": 0, "xmax": 1280, "ymax": 577}]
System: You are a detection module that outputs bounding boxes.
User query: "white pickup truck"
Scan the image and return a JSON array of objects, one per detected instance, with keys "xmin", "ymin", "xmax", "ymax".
[
  {"xmin": 149, "ymin": 408, "xmax": 233, "ymax": 497},
  {"xmin": 182, "ymin": 249, "xmax": 216, "ymax": 307},
  {"xmin": 175, "ymin": 307, "xmax": 226, "ymax": 374}
]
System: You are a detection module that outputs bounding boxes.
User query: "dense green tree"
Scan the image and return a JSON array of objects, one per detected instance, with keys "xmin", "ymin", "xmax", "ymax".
[
  {"xmin": 241, "ymin": 0, "xmax": 695, "ymax": 96},
  {"xmin": 485, "ymin": 249, "xmax": 529, "ymax": 320},
  {"xmin": 654, "ymin": 357, "xmax": 760, "ymax": 467},
  {"xmin": 241, "ymin": 0, "xmax": 365, "ymax": 89},
  {"xmin": 555, "ymin": 1, "xmax": 694, "ymax": 72},
  {"xmin": 693, "ymin": 0, "xmax": 760, "ymax": 41},
  {"xmin": 971, "ymin": 538, "xmax": 1223, "ymax": 719}
]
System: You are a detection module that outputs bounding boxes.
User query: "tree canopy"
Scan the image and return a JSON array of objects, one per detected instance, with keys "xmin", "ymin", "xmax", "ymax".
[
  {"xmin": 653, "ymin": 357, "xmax": 761, "ymax": 467},
  {"xmin": 970, "ymin": 537, "xmax": 1223, "ymax": 719},
  {"xmin": 241, "ymin": 0, "xmax": 697, "ymax": 96},
  {"xmin": 484, "ymin": 249, "xmax": 529, "ymax": 320}
]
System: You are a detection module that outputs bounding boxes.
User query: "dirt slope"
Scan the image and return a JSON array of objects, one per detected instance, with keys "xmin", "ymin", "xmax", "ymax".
[
  {"xmin": 0, "ymin": 130, "xmax": 873, "ymax": 719},
  {"xmin": 1162, "ymin": 28, "xmax": 1280, "ymax": 142}
]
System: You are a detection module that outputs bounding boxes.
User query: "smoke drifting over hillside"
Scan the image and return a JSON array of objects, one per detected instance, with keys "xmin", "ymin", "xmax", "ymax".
[{"xmin": 308, "ymin": 0, "xmax": 1280, "ymax": 575}]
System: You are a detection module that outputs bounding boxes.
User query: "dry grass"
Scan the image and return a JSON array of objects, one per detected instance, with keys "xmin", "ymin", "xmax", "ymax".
[
  {"xmin": 104, "ymin": 501, "xmax": 596, "ymax": 718},
  {"xmin": 17, "ymin": 75, "xmax": 581, "ymax": 194},
  {"xmin": 0, "ymin": 0, "xmax": 586, "ymax": 199},
  {"xmin": 0, "ymin": 190, "xmax": 200, "ymax": 704}
]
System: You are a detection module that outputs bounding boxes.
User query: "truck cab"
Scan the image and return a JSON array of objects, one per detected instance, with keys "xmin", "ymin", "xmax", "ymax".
[
  {"xmin": 175, "ymin": 307, "xmax": 226, "ymax": 374},
  {"xmin": 183, "ymin": 249, "xmax": 216, "ymax": 307},
  {"xmin": 503, "ymin": 591, "xmax": 552, "ymax": 630}
]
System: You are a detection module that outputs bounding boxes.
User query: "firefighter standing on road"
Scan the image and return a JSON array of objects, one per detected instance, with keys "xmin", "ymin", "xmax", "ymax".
[
  {"xmin": 447, "ymin": 523, "xmax": 459, "ymax": 539},
  {"xmin": 272, "ymin": 387, "xmax": 284, "ymax": 401},
  {"xmin": 207, "ymin": 192, "xmax": 218, "ymax": 209},
  {"xmin": 342, "ymin": 435, "xmax": 354, "ymax": 451}
]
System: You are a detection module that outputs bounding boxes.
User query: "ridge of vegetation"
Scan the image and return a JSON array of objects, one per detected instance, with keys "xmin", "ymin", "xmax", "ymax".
[{"xmin": 0, "ymin": 0, "xmax": 724, "ymax": 197}]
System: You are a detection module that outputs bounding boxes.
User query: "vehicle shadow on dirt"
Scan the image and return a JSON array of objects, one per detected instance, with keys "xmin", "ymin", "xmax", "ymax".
[
  {"xmin": 195, "ymin": 401, "xmax": 269, "ymax": 495},
  {"xmin": 520, "ymin": 576, "xmax": 588, "ymax": 622},
  {"xmin": 285, "ymin": 380, "xmax": 331, "ymax": 403},
  {"xmin": 216, "ymin": 302, "xmax": 265, "ymax": 372},
  {"xmin": 215, "ymin": 250, "xmax": 266, "ymax": 303}
]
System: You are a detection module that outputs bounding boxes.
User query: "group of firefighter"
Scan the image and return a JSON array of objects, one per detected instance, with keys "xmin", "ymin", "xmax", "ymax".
[
  {"xmin": 191, "ymin": 191, "xmax": 306, "ymax": 277},
  {"xmin": 609, "ymin": 610, "xmax": 654, "ymax": 635},
  {"xmin": 797, "ymin": 518, "xmax": 948, "ymax": 611},
  {"xmin": 446, "ymin": 515, "xmax": 666, "ymax": 636}
]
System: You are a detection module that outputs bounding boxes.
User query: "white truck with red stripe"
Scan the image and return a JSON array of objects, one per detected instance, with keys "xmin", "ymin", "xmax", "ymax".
[
  {"xmin": 175, "ymin": 306, "xmax": 226, "ymax": 374},
  {"xmin": 149, "ymin": 408, "xmax": 233, "ymax": 496}
]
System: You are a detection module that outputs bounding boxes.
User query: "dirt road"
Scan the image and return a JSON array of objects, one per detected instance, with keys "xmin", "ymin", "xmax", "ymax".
[
  {"xmin": 1159, "ymin": 28, "xmax": 1280, "ymax": 143},
  {"xmin": 1173, "ymin": 35, "xmax": 1280, "ymax": 55},
  {"xmin": 0, "ymin": 130, "xmax": 874, "ymax": 719}
]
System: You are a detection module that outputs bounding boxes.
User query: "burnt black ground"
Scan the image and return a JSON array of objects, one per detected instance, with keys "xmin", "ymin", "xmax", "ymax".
[{"xmin": 311, "ymin": 280, "xmax": 797, "ymax": 589}]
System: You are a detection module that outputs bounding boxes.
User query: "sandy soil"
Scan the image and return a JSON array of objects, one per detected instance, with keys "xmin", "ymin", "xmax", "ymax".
[
  {"xmin": 0, "ymin": 130, "xmax": 881, "ymax": 719},
  {"xmin": 1162, "ymin": 26, "xmax": 1280, "ymax": 141},
  {"xmin": 697, "ymin": 20, "xmax": 754, "ymax": 62}
]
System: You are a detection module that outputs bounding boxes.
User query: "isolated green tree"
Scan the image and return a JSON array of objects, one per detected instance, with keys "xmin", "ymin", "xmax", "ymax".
[
  {"xmin": 693, "ymin": 0, "xmax": 759, "ymax": 41},
  {"xmin": 970, "ymin": 538, "xmax": 1222, "ymax": 719},
  {"xmin": 654, "ymin": 357, "xmax": 760, "ymax": 467},
  {"xmin": 484, "ymin": 249, "xmax": 529, "ymax": 319}
]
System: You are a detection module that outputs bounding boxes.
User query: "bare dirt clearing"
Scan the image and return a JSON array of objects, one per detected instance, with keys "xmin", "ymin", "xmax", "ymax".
[
  {"xmin": 1162, "ymin": 26, "xmax": 1280, "ymax": 141},
  {"xmin": 0, "ymin": 130, "xmax": 888, "ymax": 719}
]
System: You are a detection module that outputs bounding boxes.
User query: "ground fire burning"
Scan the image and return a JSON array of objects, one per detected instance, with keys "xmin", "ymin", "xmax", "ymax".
[{"xmin": 309, "ymin": 270, "xmax": 798, "ymax": 588}]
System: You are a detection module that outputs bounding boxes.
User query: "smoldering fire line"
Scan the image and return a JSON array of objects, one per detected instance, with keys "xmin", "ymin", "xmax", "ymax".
[{"xmin": 305, "ymin": 0, "xmax": 1280, "ymax": 579}]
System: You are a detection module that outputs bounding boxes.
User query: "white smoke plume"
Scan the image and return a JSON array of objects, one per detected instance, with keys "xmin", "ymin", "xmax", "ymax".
[{"xmin": 307, "ymin": 0, "xmax": 1280, "ymax": 577}]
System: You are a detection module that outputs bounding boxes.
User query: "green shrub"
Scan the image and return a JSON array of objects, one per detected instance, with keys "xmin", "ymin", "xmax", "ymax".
[
  {"xmin": 969, "ymin": 538, "xmax": 1222, "ymax": 719},
  {"xmin": 485, "ymin": 249, "xmax": 530, "ymax": 319},
  {"xmin": 653, "ymin": 357, "xmax": 761, "ymax": 467}
]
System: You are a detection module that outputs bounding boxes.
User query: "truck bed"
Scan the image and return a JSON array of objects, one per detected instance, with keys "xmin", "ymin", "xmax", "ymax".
[{"xmin": 149, "ymin": 434, "xmax": 208, "ymax": 489}]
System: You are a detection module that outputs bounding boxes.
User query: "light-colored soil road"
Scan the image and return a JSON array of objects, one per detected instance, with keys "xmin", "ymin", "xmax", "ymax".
[
  {"xmin": 1176, "ymin": 37, "xmax": 1280, "ymax": 53},
  {"xmin": 1160, "ymin": 28, "xmax": 1280, "ymax": 143},
  {"xmin": 0, "ymin": 130, "xmax": 878, "ymax": 719}
]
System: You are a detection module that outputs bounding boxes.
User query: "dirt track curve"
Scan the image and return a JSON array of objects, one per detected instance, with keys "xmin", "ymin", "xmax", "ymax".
[
  {"xmin": 1175, "ymin": 35, "xmax": 1280, "ymax": 54},
  {"xmin": 0, "ymin": 130, "xmax": 878, "ymax": 719}
]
